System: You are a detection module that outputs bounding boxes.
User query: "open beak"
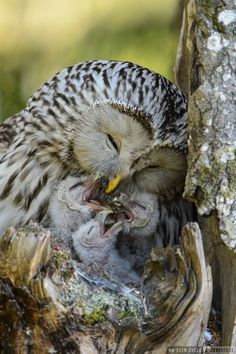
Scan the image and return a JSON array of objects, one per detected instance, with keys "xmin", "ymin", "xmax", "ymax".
[
  {"xmin": 105, "ymin": 175, "xmax": 123, "ymax": 194},
  {"xmin": 83, "ymin": 179, "xmax": 102, "ymax": 202}
]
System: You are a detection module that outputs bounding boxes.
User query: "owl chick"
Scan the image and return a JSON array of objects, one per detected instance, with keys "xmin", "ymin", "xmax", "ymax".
[
  {"xmin": 113, "ymin": 189, "xmax": 160, "ymax": 274},
  {"xmin": 72, "ymin": 188, "xmax": 161, "ymax": 282},
  {"xmin": 47, "ymin": 172, "xmax": 159, "ymax": 239},
  {"xmin": 0, "ymin": 60, "xmax": 188, "ymax": 236},
  {"xmin": 72, "ymin": 219, "xmax": 140, "ymax": 286},
  {"xmin": 47, "ymin": 171, "xmax": 159, "ymax": 283},
  {"xmin": 47, "ymin": 175, "xmax": 95, "ymax": 240},
  {"xmin": 118, "ymin": 145, "xmax": 196, "ymax": 246},
  {"xmin": 117, "ymin": 191, "xmax": 159, "ymax": 237}
]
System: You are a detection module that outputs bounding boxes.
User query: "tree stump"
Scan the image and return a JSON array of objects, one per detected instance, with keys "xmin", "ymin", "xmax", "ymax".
[{"xmin": 0, "ymin": 222, "xmax": 212, "ymax": 353}]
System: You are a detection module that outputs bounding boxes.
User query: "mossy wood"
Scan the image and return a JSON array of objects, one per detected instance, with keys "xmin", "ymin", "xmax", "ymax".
[{"xmin": 0, "ymin": 222, "xmax": 211, "ymax": 353}]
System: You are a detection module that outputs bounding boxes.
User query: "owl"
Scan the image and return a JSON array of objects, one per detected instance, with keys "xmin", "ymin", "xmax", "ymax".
[
  {"xmin": 47, "ymin": 173, "xmax": 158, "ymax": 285},
  {"xmin": 72, "ymin": 219, "xmax": 141, "ymax": 286},
  {"xmin": 47, "ymin": 173, "xmax": 159, "ymax": 240},
  {"xmin": 0, "ymin": 60, "xmax": 188, "ymax": 237},
  {"xmin": 117, "ymin": 146, "xmax": 196, "ymax": 245},
  {"xmin": 47, "ymin": 175, "xmax": 94, "ymax": 240},
  {"xmin": 0, "ymin": 113, "xmax": 20, "ymax": 159}
]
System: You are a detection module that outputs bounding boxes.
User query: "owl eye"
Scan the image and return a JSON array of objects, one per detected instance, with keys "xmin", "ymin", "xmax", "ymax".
[
  {"xmin": 148, "ymin": 165, "xmax": 160, "ymax": 169},
  {"xmin": 106, "ymin": 134, "xmax": 119, "ymax": 152},
  {"xmin": 87, "ymin": 226, "xmax": 94, "ymax": 235}
]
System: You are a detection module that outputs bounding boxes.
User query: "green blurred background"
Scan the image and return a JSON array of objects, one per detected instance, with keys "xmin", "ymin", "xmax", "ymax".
[{"xmin": 0, "ymin": 0, "xmax": 182, "ymax": 123}]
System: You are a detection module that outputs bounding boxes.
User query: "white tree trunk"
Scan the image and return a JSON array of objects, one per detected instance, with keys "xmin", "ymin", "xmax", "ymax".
[{"xmin": 175, "ymin": 0, "xmax": 236, "ymax": 346}]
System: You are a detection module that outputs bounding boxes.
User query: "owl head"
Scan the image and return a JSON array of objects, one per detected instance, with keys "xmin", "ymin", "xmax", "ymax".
[
  {"xmin": 23, "ymin": 60, "xmax": 187, "ymax": 194},
  {"xmin": 130, "ymin": 146, "xmax": 187, "ymax": 199},
  {"xmin": 104, "ymin": 146, "xmax": 186, "ymax": 215},
  {"xmin": 73, "ymin": 103, "xmax": 154, "ymax": 186}
]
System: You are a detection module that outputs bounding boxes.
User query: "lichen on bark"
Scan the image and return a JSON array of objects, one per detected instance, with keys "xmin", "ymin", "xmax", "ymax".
[
  {"xmin": 175, "ymin": 0, "xmax": 236, "ymax": 345},
  {"xmin": 176, "ymin": 0, "xmax": 236, "ymax": 248}
]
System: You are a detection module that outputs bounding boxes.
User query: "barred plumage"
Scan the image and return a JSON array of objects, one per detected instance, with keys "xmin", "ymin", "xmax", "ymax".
[{"xmin": 0, "ymin": 60, "xmax": 189, "ymax": 237}]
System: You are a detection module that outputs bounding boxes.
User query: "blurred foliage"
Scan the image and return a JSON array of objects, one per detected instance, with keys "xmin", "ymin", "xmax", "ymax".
[{"xmin": 0, "ymin": 0, "xmax": 181, "ymax": 122}]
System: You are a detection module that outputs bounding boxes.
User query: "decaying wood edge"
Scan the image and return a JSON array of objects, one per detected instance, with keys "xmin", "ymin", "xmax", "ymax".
[
  {"xmin": 175, "ymin": 0, "xmax": 236, "ymax": 346},
  {"xmin": 144, "ymin": 222, "xmax": 212, "ymax": 353},
  {"xmin": 0, "ymin": 222, "xmax": 212, "ymax": 353}
]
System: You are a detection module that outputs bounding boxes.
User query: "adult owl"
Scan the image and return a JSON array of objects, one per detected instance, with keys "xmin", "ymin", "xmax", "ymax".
[{"xmin": 0, "ymin": 60, "xmax": 189, "ymax": 237}]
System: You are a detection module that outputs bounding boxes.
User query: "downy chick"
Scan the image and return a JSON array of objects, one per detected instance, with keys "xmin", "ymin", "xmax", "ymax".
[
  {"xmin": 72, "ymin": 219, "xmax": 140, "ymax": 286},
  {"xmin": 47, "ymin": 175, "xmax": 94, "ymax": 240},
  {"xmin": 115, "ymin": 189, "xmax": 160, "ymax": 274}
]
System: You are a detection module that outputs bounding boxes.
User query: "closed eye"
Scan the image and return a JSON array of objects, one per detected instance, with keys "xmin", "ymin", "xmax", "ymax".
[
  {"xmin": 88, "ymin": 226, "xmax": 94, "ymax": 234},
  {"xmin": 107, "ymin": 134, "xmax": 119, "ymax": 152},
  {"xmin": 147, "ymin": 165, "xmax": 160, "ymax": 169},
  {"xmin": 134, "ymin": 201, "xmax": 146, "ymax": 210}
]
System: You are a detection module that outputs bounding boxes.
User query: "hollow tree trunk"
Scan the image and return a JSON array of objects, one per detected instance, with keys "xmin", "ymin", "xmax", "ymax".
[
  {"xmin": 175, "ymin": 0, "xmax": 236, "ymax": 346},
  {"xmin": 0, "ymin": 222, "xmax": 212, "ymax": 353}
]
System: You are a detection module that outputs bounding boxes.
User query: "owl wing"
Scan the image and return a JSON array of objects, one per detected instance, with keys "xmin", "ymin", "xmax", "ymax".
[{"xmin": 0, "ymin": 112, "xmax": 25, "ymax": 159}]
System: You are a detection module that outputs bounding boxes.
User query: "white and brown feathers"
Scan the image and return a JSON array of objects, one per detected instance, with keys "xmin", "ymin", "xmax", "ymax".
[{"xmin": 0, "ymin": 60, "xmax": 188, "ymax": 236}]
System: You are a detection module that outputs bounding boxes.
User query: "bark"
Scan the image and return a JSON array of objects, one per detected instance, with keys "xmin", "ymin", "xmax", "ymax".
[
  {"xmin": 175, "ymin": 0, "xmax": 236, "ymax": 346},
  {"xmin": 0, "ymin": 222, "xmax": 212, "ymax": 353}
]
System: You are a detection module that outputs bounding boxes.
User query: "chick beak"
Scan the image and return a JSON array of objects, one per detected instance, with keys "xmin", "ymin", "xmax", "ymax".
[{"xmin": 105, "ymin": 175, "xmax": 123, "ymax": 194}]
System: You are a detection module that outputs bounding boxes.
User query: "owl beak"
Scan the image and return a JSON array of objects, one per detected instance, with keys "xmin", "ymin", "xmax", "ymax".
[{"xmin": 105, "ymin": 175, "xmax": 123, "ymax": 193}]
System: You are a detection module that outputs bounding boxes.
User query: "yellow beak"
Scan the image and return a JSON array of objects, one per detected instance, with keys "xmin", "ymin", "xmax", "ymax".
[{"xmin": 105, "ymin": 175, "xmax": 123, "ymax": 193}]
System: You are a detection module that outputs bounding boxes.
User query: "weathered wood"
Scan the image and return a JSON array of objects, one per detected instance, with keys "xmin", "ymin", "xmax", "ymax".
[
  {"xmin": 175, "ymin": 0, "xmax": 236, "ymax": 346},
  {"xmin": 0, "ymin": 222, "xmax": 212, "ymax": 353}
]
